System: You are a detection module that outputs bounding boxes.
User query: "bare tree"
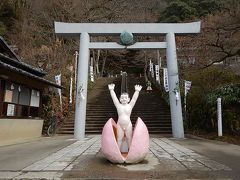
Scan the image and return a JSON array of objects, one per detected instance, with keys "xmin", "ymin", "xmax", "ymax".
[{"xmin": 176, "ymin": 2, "xmax": 240, "ymax": 73}]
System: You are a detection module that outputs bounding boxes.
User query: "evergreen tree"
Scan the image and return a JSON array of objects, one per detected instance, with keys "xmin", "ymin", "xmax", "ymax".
[{"xmin": 159, "ymin": 0, "xmax": 221, "ymax": 22}]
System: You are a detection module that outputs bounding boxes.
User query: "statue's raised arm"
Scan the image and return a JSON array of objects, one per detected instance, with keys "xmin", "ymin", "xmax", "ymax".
[
  {"xmin": 108, "ymin": 84, "xmax": 120, "ymax": 107},
  {"xmin": 129, "ymin": 84, "xmax": 142, "ymax": 107}
]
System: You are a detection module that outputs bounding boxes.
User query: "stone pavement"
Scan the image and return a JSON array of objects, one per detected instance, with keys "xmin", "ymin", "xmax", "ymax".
[{"xmin": 0, "ymin": 135, "xmax": 239, "ymax": 179}]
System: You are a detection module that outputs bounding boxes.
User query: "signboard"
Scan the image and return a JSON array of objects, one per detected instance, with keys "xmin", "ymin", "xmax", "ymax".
[
  {"xmin": 4, "ymin": 90, "xmax": 13, "ymax": 102},
  {"xmin": 151, "ymin": 62, "xmax": 154, "ymax": 78},
  {"xmin": 155, "ymin": 65, "xmax": 160, "ymax": 84},
  {"xmin": 55, "ymin": 74, "xmax": 62, "ymax": 110},
  {"xmin": 69, "ymin": 77, "xmax": 73, "ymax": 104},
  {"xmin": 7, "ymin": 104, "xmax": 15, "ymax": 116},
  {"xmin": 163, "ymin": 68, "xmax": 169, "ymax": 92},
  {"xmin": 90, "ymin": 66, "xmax": 94, "ymax": 82},
  {"xmin": 184, "ymin": 80, "xmax": 192, "ymax": 96}
]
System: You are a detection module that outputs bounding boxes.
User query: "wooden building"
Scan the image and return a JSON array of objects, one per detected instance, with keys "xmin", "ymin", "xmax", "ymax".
[{"xmin": 0, "ymin": 37, "xmax": 61, "ymax": 146}]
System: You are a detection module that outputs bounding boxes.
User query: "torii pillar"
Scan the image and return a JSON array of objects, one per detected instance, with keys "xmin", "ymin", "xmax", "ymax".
[{"xmin": 55, "ymin": 21, "xmax": 201, "ymax": 140}]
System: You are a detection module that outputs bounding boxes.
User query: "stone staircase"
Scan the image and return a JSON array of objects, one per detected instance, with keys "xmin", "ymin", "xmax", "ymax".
[
  {"xmin": 57, "ymin": 77, "xmax": 120, "ymax": 134},
  {"xmin": 127, "ymin": 75, "xmax": 172, "ymax": 134},
  {"xmin": 57, "ymin": 75, "xmax": 172, "ymax": 135},
  {"xmin": 85, "ymin": 77, "xmax": 121, "ymax": 134}
]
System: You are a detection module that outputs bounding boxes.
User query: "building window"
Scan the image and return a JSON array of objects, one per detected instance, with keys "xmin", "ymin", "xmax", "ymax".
[
  {"xmin": 2, "ymin": 81, "xmax": 40, "ymax": 118},
  {"xmin": 30, "ymin": 90, "xmax": 40, "ymax": 107},
  {"xmin": 19, "ymin": 86, "xmax": 30, "ymax": 105},
  {"xmin": 4, "ymin": 83, "xmax": 19, "ymax": 104}
]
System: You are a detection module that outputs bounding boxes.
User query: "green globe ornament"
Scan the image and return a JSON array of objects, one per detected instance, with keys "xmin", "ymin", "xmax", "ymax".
[{"xmin": 120, "ymin": 31, "xmax": 134, "ymax": 46}]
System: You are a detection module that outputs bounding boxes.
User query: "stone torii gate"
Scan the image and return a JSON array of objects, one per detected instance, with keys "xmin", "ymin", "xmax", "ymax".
[{"xmin": 54, "ymin": 21, "xmax": 201, "ymax": 140}]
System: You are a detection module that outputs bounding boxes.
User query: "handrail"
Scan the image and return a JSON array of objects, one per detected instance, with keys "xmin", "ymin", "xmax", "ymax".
[{"xmin": 121, "ymin": 72, "xmax": 128, "ymax": 94}]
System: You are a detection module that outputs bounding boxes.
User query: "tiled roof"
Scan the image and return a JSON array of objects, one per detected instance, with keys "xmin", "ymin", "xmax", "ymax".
[
  {"xmin": 0, "ymin": 60, "xmax": 62, "ymax": 89},
  {"xmin": 0, "ymin": 36, "xmax": 62, "ymax": 89},
  {"xmin": 0, "ymin": 36, "xmax": 46, "ymax": 77}
]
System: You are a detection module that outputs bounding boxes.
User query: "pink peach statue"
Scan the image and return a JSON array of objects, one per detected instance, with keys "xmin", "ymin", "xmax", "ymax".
[{"xmin": 101, "ymin": 84, "xmax": 149, "ymax": 163}]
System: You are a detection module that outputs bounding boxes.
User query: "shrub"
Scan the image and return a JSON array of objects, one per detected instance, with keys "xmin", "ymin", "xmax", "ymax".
[{"xmin": 183, "ymin": 67, "xmax": 240, "ymax": 134}]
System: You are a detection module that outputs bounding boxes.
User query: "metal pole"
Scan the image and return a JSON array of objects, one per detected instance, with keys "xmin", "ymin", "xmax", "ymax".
[
  {"xmin": 217, "ymin": 98, "xmax": 223, "ymax": 136},
  {"xmin": 74, "ymin": 32, "xmax": 90, "ymax": 140},
  {"xmin": 166, "ymin": 33, "xmax": 184, "ymax": 138}
]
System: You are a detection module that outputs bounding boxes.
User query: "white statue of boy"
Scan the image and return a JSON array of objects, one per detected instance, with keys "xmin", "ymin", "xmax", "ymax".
[{"xmin": 108, "ymin": 83, "xmax": 142, "ymax": 150}]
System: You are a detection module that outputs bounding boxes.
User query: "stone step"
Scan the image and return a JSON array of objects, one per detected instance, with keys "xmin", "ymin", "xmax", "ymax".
[
  {"xmin": 57, "ymin": 127, "xmax": 172, "ymax": 133},
  {"xmin": 57, "ymin": 131, "xmax": 74, "ymax": 134},
  {"xmin": 58, "ymin": 76, "xmax": 172, "ymax": 135},
  {"xmin": 91, "ymin": 122, "xmax": 170, "ymax": 127},
  {"xmin": 59, "ymin": 126, "xmax": 172, "ymax": 132},
  {"xmin": 63, "ymin": 119, "xmax": 171, "ymax": 123},
  {"xmin": 86, "ymin": 110, "xmax": 170, "ymax": 113},
  {"xmin": 60, "ymin": 123, "xmax": 171, "ymax": 127},
  {"xmin": 85, "ymin": 126, "xmax": 171, "ymax": 130},
  {"xmin": 89, "ymin": 114, "xmax": 171, "ymax": 117},
  {"xmin": 87, "ymin": 104, "xmax": 169, "ymax": 107},
  {"xmin": 87, "ymin": 121, "xmax": 171, "ymax": 124},
  {"xmin": 84, "ymin": 130, "xmax": 172, "ymax": 134},
  {"xmin": 62, "ymin": 119, "xmax": 171, "ymax": 123},
  {"xmin": 87, "ymin": 107, "xmax": 170, "ymax": 109},
  {"xmin": 85, "ymin": 120, "xmax": 172, "ymax": 123},
  {"xmin": 57, "ymin": 130, "xmax": 172, "ymax": 136},
  {"xmin": 62, "ymin": 124, "xmax": 171, "ymax": 129},
  {"xmin": 60, "ymin": 126, "xmax": 171, "ymax": 131}
]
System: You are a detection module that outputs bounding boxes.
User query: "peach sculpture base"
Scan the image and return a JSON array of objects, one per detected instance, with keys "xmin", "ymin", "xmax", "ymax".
[{"xmin": 101, "ymin": 117, "xmax": 149, "ymax": 164}]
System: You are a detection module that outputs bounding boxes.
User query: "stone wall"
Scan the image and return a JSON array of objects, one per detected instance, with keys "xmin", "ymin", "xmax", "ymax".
[{"xmin": 0, "ymin": 119, "xmax": 43, "ymax": 146}]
